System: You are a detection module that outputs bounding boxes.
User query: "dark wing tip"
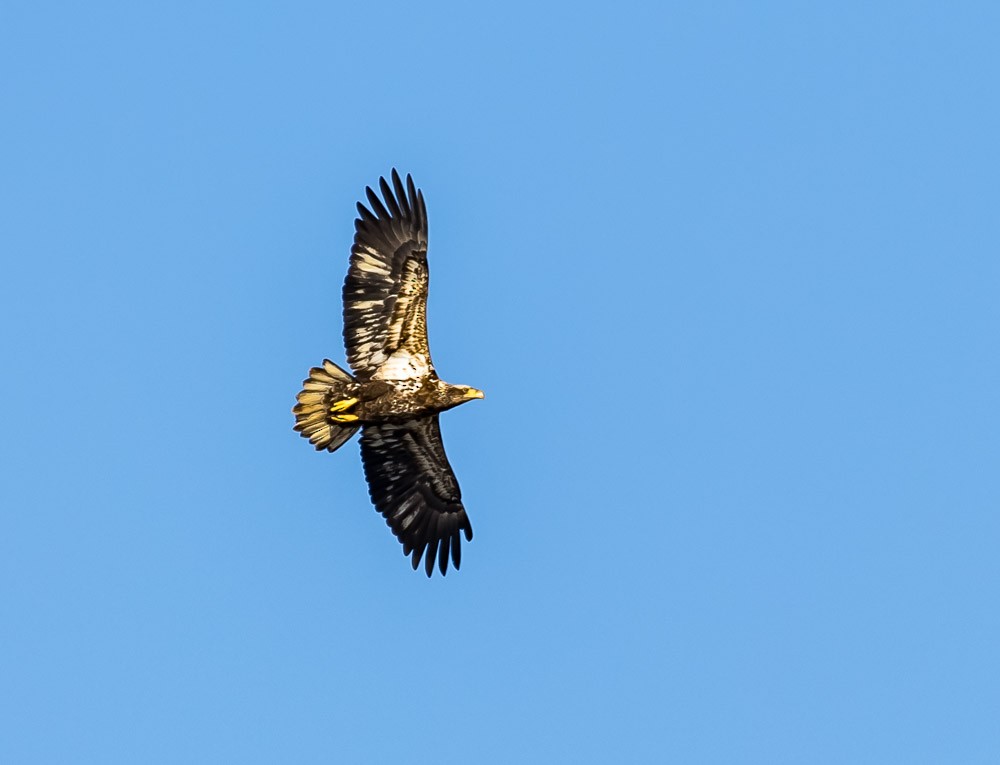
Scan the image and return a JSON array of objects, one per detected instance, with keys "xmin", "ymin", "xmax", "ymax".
[
  {"xmin": 416, "ymin": 189, "xmax": 427, "ymax": 233},
  {"xmin": 404, "ymin": 529, "xmax": 466, "ymax": 577},
  {"xmin": 352, "ymin": 171, "xmax": 425, "ymax": 241},
  {"xmin": 438, "ymin": 534, "xmax": 451, "ymax": 576},
  {"xmin": 406, "ymin": 174, "xmax": 418, "ymax": 219},
  {"xmin": 365, "ymin": 186, "xmax": 390, "ymax": 220},
  {"xmin": 424, "ymin": 536, "xmax": 439, "ymax": 577},
  {"xmin": 355, "ymin": 200, "xmax": 377, "ymax": 229},
  {"xmin": 379, "ymin": 176, "xmax": 402, "ymax": 218},
  {"xmin": 391, "ymin": 169, "xmax": 411, "ymax": 217}
]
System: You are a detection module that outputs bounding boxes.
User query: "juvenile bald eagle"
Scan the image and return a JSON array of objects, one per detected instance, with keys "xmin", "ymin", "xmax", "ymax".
[{"xmin": 293, "ymin": 170, "xmax": 484, "ymax": 577}]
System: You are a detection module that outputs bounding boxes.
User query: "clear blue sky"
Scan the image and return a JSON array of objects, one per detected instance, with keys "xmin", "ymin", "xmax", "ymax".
[{"xmin": 2, "ymin": 2, "xmax": 998, "ymax": 763}]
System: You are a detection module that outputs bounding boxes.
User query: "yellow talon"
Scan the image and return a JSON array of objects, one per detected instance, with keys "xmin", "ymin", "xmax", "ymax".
[
  {"xmin": 329, "ymin": 397, "xmax": 358, "ymax": 413},
  {"xmin": 331, "ymin": 413, "xmax": 359, "ymax": 423}
]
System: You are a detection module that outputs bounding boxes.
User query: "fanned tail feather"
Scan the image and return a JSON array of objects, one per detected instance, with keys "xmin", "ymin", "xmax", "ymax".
[{"xmin": 293, "ymin": 359, "xmax": 359, "ymax": 453}]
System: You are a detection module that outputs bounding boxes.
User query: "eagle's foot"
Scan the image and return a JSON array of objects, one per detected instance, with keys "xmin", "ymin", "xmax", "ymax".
[
  {"xmin": 328, "ymin": 397, "xmax": 359, "ymax": 423},
  {"xmin": 330, "ymin": 413, "xmax": 359, "ymax": 423}
]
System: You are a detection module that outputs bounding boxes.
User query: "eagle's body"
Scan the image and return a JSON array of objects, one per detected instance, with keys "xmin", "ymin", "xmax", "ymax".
[
  {"xmin": 303, "ymin": 370, "xmax": 480, "ymax": 424},
  {"xmin": 293, "ymin": 170, "xmax": 483, "ymax": 576}
]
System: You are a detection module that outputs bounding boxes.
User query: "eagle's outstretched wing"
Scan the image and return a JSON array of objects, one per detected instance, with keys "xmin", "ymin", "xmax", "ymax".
[
  {"xmin": 359, "ymin": 416, "xmax": 473, "ymax": 576},
  {"xmin": 343, "ymin": 169, "xmax": 433, "ymax": 381}
]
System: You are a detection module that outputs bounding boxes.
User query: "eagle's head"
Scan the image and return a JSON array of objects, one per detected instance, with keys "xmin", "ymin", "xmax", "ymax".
[
  {"xmin": 459, "ymin": 385, "xmax": 485, "ymax": 401},
  {"xmin": 439, "ymin": 382, "xmax": 485, "ymax": 410}
]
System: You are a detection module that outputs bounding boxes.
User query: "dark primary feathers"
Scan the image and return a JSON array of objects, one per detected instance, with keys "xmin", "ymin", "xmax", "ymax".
[
  {"xmin": 343, "ymin": 169, "xmax": 433, "ymax": 381},
  {"xmin": 360, "ymin": 417, "xmax": 473, "ymax": 576}
]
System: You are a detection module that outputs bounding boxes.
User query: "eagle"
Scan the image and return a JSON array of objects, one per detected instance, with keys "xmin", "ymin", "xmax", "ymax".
[{"xmin": 293, "ymin": 170, "xmax": 484, "ymax": 577}]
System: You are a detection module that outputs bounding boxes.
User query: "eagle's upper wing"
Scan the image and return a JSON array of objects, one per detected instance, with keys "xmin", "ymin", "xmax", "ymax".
[
  {"xmin": 359, "ymin": 416, "xmax": 473, "ymax": 576},
  {"xmin": 343, "ymin": 170, "xmax": 433, "ymax": 381}
]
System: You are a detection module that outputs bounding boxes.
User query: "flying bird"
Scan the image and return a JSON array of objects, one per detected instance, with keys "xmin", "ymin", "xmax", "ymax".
[{"xmin": 293, "ymin": 170, "xmax": 484, "ymax": 576}]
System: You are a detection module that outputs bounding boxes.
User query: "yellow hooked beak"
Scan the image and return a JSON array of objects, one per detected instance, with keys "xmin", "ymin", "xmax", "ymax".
[{"xmin": 463, "ymin": 388, "xmax": 485, "ymax": 399}]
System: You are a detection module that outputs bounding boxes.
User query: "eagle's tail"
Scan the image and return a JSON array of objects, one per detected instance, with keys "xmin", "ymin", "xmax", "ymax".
[{"xmin": 293, "ymin": 359, "xmax": 359, "ymax": 453}]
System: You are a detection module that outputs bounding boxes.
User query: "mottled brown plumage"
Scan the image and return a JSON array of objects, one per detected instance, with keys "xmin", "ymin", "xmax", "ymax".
[{"xmin": 293, "ymin": 170, "xmax": 483, "ymax": 576}]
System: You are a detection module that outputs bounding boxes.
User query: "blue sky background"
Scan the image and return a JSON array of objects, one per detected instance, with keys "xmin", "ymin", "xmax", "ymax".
[{"xmin": 2, "ymin": 2, "xmax": 998, "ymax": 762}]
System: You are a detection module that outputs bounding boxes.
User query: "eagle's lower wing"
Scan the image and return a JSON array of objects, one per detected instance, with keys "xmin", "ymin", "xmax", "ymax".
[
  {"xmin": 359, "ymin": 416, "xmax": 472, "ymax": 576},
  {"xmin": 343, "ymin": 170, "xmax": 433, "ymax": 381}
]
